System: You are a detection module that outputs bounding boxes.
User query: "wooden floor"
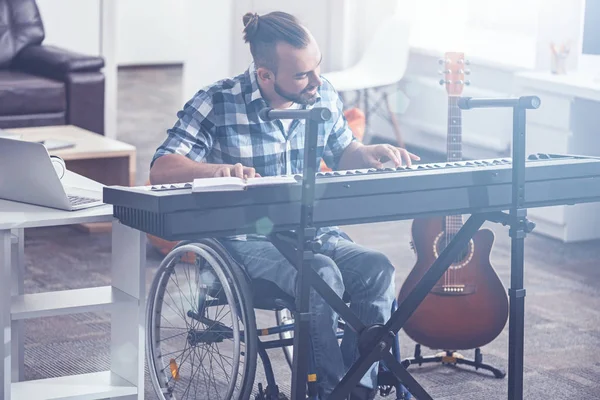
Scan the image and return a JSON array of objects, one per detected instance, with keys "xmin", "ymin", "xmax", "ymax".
[{"xmin": 20, "ymin": 66, "xmax": 600, "ymax": 399}]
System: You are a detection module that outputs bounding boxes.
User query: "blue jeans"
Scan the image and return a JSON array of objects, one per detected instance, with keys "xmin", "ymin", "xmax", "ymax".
[{"xmin": 219, "ymin": 237, "xmax": 396, "ymax": 399}]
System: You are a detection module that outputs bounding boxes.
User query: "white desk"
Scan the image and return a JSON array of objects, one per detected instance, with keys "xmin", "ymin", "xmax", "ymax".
[
  {"xmin": 0, "ymin": 171, "xmax": 146, "ymax": 400},
  {"xmin": 514, "ymin": 71, "xmax": 600, "ymax": 242}
]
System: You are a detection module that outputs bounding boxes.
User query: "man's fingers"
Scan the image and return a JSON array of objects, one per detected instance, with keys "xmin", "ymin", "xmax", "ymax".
[
  {"xmin": 222, "ymin": 167, "xmax": 231, "ymax": 177},
  {"xmin": 409, "ymin": 152, "xmax": 421, "ymax": 161},
  {"xmin": 233, "ymin": 163, "xmax": 244, "ymax": 178},
  {"xmin": 383, "ymin": 146, "xmax": 402, "ymax": 166},
  {"xmin": 398, "ymin": 148, "xmax": 413, "ymax": 167},
  {"xmin": 244, "ymin": 167, "xmax": 257, "ymax": 178}
]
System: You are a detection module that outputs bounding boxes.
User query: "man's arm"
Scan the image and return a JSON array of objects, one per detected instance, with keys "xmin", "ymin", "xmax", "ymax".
[
  {"xmin": 148, "ymin": 90, "xmax": 258, "ymax": 185},
  {"xmin": 150, "ymin": 155, "xmax": 257, "ymax": 185},
  {"xmin": 337, "ymin": 141, "xmax": 365, "ymax": 170}
]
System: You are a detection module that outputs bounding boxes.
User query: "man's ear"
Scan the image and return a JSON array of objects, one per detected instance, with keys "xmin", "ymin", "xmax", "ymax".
[{"xmin": 256, "ymin": 67, "xmax": 274, "ymax": 83}]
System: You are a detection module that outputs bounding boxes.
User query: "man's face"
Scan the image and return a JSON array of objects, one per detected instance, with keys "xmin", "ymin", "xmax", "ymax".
[{"xmin": 271, "ymin": 37, "xmax": 323, "ymax": 105}]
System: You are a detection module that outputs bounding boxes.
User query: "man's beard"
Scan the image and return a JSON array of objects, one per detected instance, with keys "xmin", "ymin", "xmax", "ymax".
[{"xmin": 274, "ymin": 81, "xmax": 318, "ymax": 105}]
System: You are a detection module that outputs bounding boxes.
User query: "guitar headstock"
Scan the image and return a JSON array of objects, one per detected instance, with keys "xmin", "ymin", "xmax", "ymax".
[{"xmin": 439, "ymin": 52, "xmax": 471, "ymax": 96}]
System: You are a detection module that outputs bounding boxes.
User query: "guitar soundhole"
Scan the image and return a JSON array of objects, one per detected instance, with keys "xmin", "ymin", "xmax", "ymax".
[{"xmin": 432, "ymin": 232, "xmax": 475, "ymax": 270}]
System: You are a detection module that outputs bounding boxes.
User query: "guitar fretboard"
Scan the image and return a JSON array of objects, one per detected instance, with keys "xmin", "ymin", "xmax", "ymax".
[
  {"xmin": 447, "ymin": 96, "xmax": 462, "ymax": 163},
  {"xmin": 446, "ymin": 96, "xmax": 463, "ymax": 235}
]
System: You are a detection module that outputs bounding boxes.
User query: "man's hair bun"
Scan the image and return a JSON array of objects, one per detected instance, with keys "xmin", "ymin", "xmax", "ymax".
[{"xmin": 243, "ymin": 12, "xmax": 259, "ymax": 43}]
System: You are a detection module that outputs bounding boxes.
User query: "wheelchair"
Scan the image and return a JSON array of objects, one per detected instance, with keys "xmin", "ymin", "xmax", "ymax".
[{"xmin": 146, "ymin": 238, "xmax": 412, "ymax": 400}]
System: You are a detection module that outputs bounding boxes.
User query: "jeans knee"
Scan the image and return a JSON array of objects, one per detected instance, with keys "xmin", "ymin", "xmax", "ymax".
[
  {"xmin": 312, "ymin": 255, "xmax": 345, "ymax": 297},
  {"xmin": 365, "ymin": 252, "xmax": 396, "ymax": 296}
]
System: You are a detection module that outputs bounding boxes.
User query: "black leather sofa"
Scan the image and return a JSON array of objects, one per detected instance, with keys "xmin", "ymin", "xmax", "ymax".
[{"xmin": 0, "ymin": 0, "xmax": 106, "ymax": 134}]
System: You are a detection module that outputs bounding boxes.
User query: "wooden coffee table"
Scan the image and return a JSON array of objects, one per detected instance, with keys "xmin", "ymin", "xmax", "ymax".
[
  {"xmin": 7, "ymin": 125, "xmax": 136, "ymax": 231},
  {"xmin": 7, "ymin": 125, "xmax": 136, "ymax": 187}
]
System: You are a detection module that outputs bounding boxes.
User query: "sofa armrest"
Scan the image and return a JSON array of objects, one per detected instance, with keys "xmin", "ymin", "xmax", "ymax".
[
  {"xmin": 12, "ymin": 45, "xmax": 105, "ymax": 80},
  {"xmin": 66, "ymin": 72, "xmax": 105, "ymax": 135}
]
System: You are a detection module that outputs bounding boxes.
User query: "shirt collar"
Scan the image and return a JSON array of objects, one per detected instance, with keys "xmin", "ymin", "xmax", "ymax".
[{"xmin": 244, "ymin": 62, "xmax": 322, "ymax": 108}]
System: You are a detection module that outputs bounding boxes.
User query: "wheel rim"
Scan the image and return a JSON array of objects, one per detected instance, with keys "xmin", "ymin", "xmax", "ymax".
[{"xmin": 147, "ymin": 245, "xmax": 243, "ymax": 400}]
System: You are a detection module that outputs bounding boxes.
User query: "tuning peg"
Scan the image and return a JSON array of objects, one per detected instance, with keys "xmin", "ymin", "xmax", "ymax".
[
  {"xmin": 465, "ymin": 69, "xmax": 471, "ymax": 75},
  {"xmin": 438, "ymin": 58, "xmax": 450, "ymax": 64},
  {"xmin": 439, "ymin": 79, "xmax": 452, "ymax": 85},
  {"xmin": 465, "ymin": 80, "xmax": 471, "ymax": 86},
  {"xmin": 465, "ymin": 59, "xmax": 471, "ymax": 65},
  {"xmin": 439, "ymin": 79, "xmax": 445, "ymax": 85},
  {"xmin": 455, "ymin": 80, "xmax": 464, "ymax": 85},
  {"xmin": 457, "ymin": 59, "xmax": 464, "ymax": 64}
]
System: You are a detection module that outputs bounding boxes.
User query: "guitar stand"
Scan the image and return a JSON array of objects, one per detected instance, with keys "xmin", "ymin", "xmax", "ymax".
[
  {"xmin": 261, "ymin": 95, "xmax": 540, "ymax": 400},
  {"xmin": 406, "ymin": 344, "xmax": 506, "ymax": 379}
]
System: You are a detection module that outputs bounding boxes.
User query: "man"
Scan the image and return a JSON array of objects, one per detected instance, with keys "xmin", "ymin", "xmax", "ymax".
[{"xmin": 150, "ymin": 11, "xmax": 419, "ymax": 400}]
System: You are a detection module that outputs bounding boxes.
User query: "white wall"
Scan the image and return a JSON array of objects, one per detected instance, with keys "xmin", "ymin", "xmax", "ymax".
[
  {"xmin": 181, "ymin": 0, "xmax": 234, "ymax": 102},
  {"xmin": 36, "ymin": 0, "xmax": 185, "ymax": 65},
  {"xmin": 116, "ymin": 0, "xmax": 186, "ymax": 66},
  {"xmin": 37, "ymin": 0, "xmax": 101, "ymax": 56}
]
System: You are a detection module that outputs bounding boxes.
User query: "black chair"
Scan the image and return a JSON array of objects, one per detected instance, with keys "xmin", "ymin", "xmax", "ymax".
[{"xmin": 0, "ymin": 0, "xmax": 105, "ymax": 134}]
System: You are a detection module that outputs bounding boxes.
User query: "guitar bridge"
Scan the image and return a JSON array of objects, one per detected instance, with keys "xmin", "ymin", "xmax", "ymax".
[{"xmin": 432, "ymin": 284, "xmax": 476, "ymax": 296}]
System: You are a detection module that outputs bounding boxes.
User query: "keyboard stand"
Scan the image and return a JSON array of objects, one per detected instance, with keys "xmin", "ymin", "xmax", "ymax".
[
  {"xmin": 324, "ymin": 96, "xmax": 540, "ymax": 400},
  {"xmin": 264, "ymin": 96, "xmax": 541, "ymax": 400}
]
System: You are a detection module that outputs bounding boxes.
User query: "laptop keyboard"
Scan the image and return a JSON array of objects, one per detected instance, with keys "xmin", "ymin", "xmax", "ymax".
[{"xmin": 68, "ymin": 194, "xmax": 99, "ymax": 206}]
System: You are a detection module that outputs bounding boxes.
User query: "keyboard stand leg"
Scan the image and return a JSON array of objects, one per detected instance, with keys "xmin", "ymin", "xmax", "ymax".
[{"xmin": 327, "ymin": 213, "xmax": 488, "ymax": 400}]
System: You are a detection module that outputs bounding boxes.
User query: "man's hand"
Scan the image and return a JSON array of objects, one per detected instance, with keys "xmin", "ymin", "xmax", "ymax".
[
  {"xmin": 213, "ymin": 163, "xmax": 260, "ymax": 178},
  {"xmin": 359, "ymin": 144, "xmax": 420, "ymax": 168}
]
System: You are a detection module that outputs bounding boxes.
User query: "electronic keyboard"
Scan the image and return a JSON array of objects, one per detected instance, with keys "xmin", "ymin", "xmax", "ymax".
[{"xmin": 103, "ymin": 154, "xmax": 600, "ymax": 241}]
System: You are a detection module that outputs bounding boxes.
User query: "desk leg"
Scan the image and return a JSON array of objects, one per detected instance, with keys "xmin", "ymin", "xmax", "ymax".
[
  {"xmin": 1, "ymin": 230, "xmax": 13, "ymax": 400},
  {"xmin": 10, "ymin": 229, "xmax": 24, "ymax": 382},
  {"xmin": 111, "ymin": 220, "xmax": 146, "ymax": 400}
]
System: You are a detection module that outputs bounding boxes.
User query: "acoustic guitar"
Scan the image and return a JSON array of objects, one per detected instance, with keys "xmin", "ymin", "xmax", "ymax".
[{"xmin": 397, "ymin": 52, "xmax": 509, "ymax": 351}]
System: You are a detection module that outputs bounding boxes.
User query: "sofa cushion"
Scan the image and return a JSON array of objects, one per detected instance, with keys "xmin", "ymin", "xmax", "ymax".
[
  {"xmin": 0, "ymin": 70, "xmax": 66, "ymax": 116},
  {"xmin": 0, "ymin": 0, "xmax": 45, "ymax": 68}
]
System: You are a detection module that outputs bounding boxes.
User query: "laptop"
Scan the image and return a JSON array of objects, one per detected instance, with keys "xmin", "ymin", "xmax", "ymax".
[{"xmin": 0, "ymin": 137, "xmax": 104, "ymax": 211}]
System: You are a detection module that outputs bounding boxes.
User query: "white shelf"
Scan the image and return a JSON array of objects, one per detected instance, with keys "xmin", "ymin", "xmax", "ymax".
[
  {"xmin": 11, "ymin": 371, "xmax": 137, "ymax": 400},
  {"xmin": 514, "ymin": 71, "xmax": 600, "ymax": 102},
  {"xmin": 11, "ymin": 286, "xmax": 135, "ymax": 321}
]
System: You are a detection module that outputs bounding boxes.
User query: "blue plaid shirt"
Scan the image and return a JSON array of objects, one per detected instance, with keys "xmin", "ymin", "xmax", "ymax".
[{"xmin": 152, "ymin": 63, "xmax": 356, "ymax": 253}]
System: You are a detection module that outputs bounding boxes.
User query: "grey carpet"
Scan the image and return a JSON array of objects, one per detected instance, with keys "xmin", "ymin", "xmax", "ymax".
[{"xmin": 20, "ymin": 66, "xmax": 600, "ymax": 399}]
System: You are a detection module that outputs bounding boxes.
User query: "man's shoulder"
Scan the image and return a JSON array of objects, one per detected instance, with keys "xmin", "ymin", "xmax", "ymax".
[
  {"xmin": 191, "ymin": 71, "xmax": 248, "ymax": 106},
  {"xmin": 318, "ymin": 76, "xmax": 341, "ymax": 105}
]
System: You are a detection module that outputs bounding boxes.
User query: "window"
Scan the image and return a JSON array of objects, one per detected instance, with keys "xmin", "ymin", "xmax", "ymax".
[{"xmin": 402, "ymin": 0, "xmax": 542, "ymax": 69}]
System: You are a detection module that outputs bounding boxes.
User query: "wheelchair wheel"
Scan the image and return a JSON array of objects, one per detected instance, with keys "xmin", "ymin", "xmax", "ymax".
[
  {"xmin": 147, "ymin": 238, "xmax": 257, "ymax": 400},
  {"xmin": 274, "ymin": 309, "xmax": 294, "ymax": 369}
]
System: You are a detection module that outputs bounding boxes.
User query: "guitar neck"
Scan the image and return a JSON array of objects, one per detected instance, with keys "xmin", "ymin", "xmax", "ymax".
[
  {"xmin": 446, "ymin": 96, "xmax": 462, "ymax": 163},
  {"xmin": 446, "ymin": 96, "xmax": 463, "ymax": 232}
]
